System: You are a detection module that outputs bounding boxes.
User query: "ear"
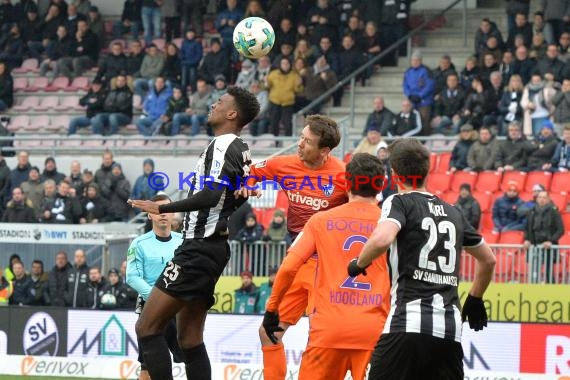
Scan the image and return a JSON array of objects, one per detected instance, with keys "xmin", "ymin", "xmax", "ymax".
[{"xmin": 226, "ymin": 109, "xmax": 238, "ymax": 121}]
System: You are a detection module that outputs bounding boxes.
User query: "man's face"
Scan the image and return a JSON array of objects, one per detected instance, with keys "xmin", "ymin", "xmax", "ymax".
[
  {"xmin": 479, "ymin": 129, "xmax": 491, "ymax": 143},
  {"xmin": 13, "ymin": 263, "xmax": 24, "ymax": 278},
  {"xmin": 56, "ymin": 26, "xmax": 67, "ymax": 39},
  {"xmin": 55, "ymin": 253, "xmax": 67, "ymax": 269},
  {"xmin": 534, "ymin": 14, "xmax": 544, "ymax": 27},
  {"xmin": 18, "ymin": 152, "xmax": 29, "ymax": 167},
  {"xmin": 560, "ymin": 33, "xmax": 570, "ymax": 47},
  {"xmin": 196, "ymin": 80, "xmax": 206, "ymax": 93},
  {"xmin": 480, "ymin": 20, "xmax": 490, "ymax": 33},
  {"xmin": 87, "ymin": 186, "xmax": 97, "ymax": 198},
  {"xmin": 77, "ymin": 20, "xmax": 87, "ymax": 33},
  {"xmin": 89, "ymin": 269, "xmax": 101, "ymax": 283},
  {"xmin": 12, "ymin": 188, "xmax": 23, "ymax": 202},
  {"xmin": 484, "ymin": 54, "xmax": 495, "ymax": 67},
  {"xmin": 515, "ymin": 14, "xmax": 526, "ymax": 27},
  {"xmin": 410, "ymin": 57, "xmax": 421, "ymax": 68},
  {"xmin": 148, "ymin": 46, "xmax": 157, "ymax": 56},
  {"xmin": 546, "ymin": 45, "xmax": 558, "ymax": 59},
  {"xmin": 446, "ymin": 75, "xmax": 458, "ymax": 90},
  {"xmin": 207, "ymin": 93, "xmax": 235, "ymax": 128},
  {"xmin": 401, "ymin": 100, "xmax": 412, "ymax": 113},
  {"xmin": 68, "ymin": 4, "xmax": 77, "ymax": 16},
  {"xmin": 130, "ymin": 42, "xmax": 142, "ymax": 54},
  {"xmin": 211, "ymin": 42, "xmax": 221, "ymax": 53},
  {"xmin": 31, "ymin": 263, "xmax": 42, "ymax": 276},
  {"xmin": 508, "ymin": 126, "xmax": 522, "ymax": 140},
  {"xmin": 112, "ymin": 44, "xmax": 122, "ymax": 56},
  {"xmin": 297, "ymin": 126, "xmax": 324, "ymax": 165},
  {"xmin": 506, "ymin": 187, "xmax": 518, "ymax": 198},
  {"xmin": 541, "ymin": 127, "xmax": 553, "ymax": 138},
  {"xmin": 341, "ymin": 36, "xmax": 354, "ymax": 50},
  {"xmin": 246, "ymin": 217, "xmax": 256, "ymax": 227},
  {"xmin": 121, "ymin": 261, "xmax": 127, "ymax": 276},
  {"xmin": 373, "ymin": 97, "xmax": 384, "ymax": 111},
  {"xmin": 258, "ymin": 56, "xmax": 270, "ymax": 68},
  {"xmin": 112, "ymin": 166, "xmax": 122, "ymax": 176},
  {"xmin": 45, "ymin": 160, "xmax": 55, "ymax": 171},
  {"xmin": 490, "ymin": 74, "xmax": 502, "ymax": 88},
  {"xmin": 109, "ymin": 272, "xmax": 119, "ymax": 285},
  {"xmin": 280, "ymin": 18, "xmax": 291, "ymax": 32},
  {"xmin": 516, "ymin": 46, "xmax": 528, "ymax": 60},
  {"xmin": 563, "ymin": 130, "xmax": 570, "ymax": 144},
  {"xmin": 70, "ymin": 161, "xmax": 81, "ymax": 175},
  {"xmin": 348, "ymin": 16, "xmax": 359, "ymax": 30},
  {"xmin": 29, "ymin": 169, "xmax": 39, "ymax": 181},
  {"xmin": 536, "ymin": 191, "xmax": 549, "ymax": 207},
  {"xmin": 44, "ymin": 182, "xmax": 56, "ymax": 197},
  {"xmin": 155, "ymin": 77, "xmax": 165, "ymax": 91},
  {"xmin": 439, "ymin": 58, "xmax": 450, "ymax": 70},
  {"xmin": 74, "ymin": 250, "xmax": 86, "ymax": 266},
  {"xmin": 82, "ymin": 172, "xmax": 93, "ymax": 183},
  {"xmin": 102, "ymin": 153, "xmax": 113, "ymax": 167},
  {"xmin": 319, "ymin": 38, "xmax": 331, "ymax": 52},
  {"xmin": 143, "ymin": 163, "xmax": 153, "ymax": 175},
  {"xmin": 279, "ymin": 58, "xmax": 291, "ymax": 72},
  {"xmin": 241, "ymin": 275, "xmax": 252, "ymax": 287},
  {"xmin": 367, "ymin": 130, "xmax": 381, "ymax": 144},
  {"xmin": 173, "ymin": 88, "xmax": 183, "ymax": 100},
  {"xmin": 460, "ymin": 188, "xmax": 469, "ymax": 198},
  {"xmin": 150, "ymin": 199, "xmax": 174, "ymax": 230},
  {"xmin": 58, "ymin": 182, "xmax": 70, "ymax": 196}
]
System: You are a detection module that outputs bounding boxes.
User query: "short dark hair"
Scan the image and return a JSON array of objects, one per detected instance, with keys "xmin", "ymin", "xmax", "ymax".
[
  {"xmin": 346, "ymin": 153, "xmax": 384, "ymax": 198},
  {"xmin": 151, "ymin": 193, "xmax": 171, "ymax": 202},
  {"xmin": 305, "ymin": 114, "xmax": 341, "ymax": 150},
  {"xmin": 388, "ymin": 138, "xmax": 430, "ymax": 187},
  {"xmin": 226, "ymin": 86, "xmax": 260, "ymax": 128},
  {"xmin": 32, "ymin": 260, "xmax": 44, "ymax": 271}
]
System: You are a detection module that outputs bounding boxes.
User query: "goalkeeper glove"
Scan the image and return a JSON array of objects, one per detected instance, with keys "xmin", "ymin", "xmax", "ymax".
[
  {"xmin": 461, "ymin": 294, "xmax": 488, "ymax": 331},
  {"xmin": 347, "ymin": 258, "xmax": 368, "ymax": 277},
  {"xmin": 262, "ymin": 311, "xmax": 284, "ymax": 344}
]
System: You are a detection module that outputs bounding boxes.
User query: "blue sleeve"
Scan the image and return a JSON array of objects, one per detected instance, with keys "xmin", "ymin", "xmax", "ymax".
[
  {"xmin": 126, "ymin": 240, "xmax": 153, "ymax": 300},
  {"xmin": 492, "ymin": 199, "xmax": 502, "ymax": 228},
  {"xmin": 418, "ymin": 69, "xmax": 435, "ymax": 99},
  {"xmin": 551, "ymin": 143, "xmax": 562, "ymax": 166},
  {"xmin": 402, "ymin": 70, "xmax": 412, "ymax": 96}
]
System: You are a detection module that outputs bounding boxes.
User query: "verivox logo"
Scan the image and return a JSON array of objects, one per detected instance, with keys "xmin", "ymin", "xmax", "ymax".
[
  {"xmin": 119, "ymin": 359, "xmax": 138, "ymax": 379},
  {"xmin": 20, "ymin": 356, "xmax": 88, "ymax": 376}
]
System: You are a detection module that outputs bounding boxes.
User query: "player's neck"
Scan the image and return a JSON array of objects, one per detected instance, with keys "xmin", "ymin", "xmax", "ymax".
[
  {"xmin": 348, "ymin": 194, "xmax": 378, "ymax": 204},
  {"xmin": 153, "ymin": 227, "xmax": 172, "ymax": 238},
  {"xmin": 213, "ymin": 125, "xmax": 240, "ymax": 137},
  {"xmin": 398, "ymin": 185, "xmax": 426, "ymax": 193},
  {"xmin": 302, "ymin": 156, "xmax": 328, "ymax": 170}
]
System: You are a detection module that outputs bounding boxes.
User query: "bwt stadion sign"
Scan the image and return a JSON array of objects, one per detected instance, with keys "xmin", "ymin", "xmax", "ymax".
[{"xmin": 67, "ymin": 311, "xmax": 139, "ymax": 358}]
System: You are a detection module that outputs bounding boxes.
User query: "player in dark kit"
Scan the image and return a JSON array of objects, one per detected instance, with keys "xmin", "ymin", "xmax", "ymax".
[
  {"xmin": 348, "ymin": 138, "xmax": 496, "ymax": 380},
  {"xmin": 128, "ymin": 86, "xmax": 260, "ymax": 380}
]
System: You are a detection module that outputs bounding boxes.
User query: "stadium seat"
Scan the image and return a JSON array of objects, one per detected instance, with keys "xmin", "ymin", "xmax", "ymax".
[
  {"xmin": 480, "ymin": 212, "xmax": 494, "ymax": 232},
  {"xmin": 54, "ymin": 95, "xmax": 81, "ymax": 111},
  {"xmin": 440, "ymin": 191, "xmax": 458, "ymax": 205},
  {"xmin": 124, "ymin": 134, "xmax": 146, "ymax": 147},
  {"xmin": 83, "ymin": 135, "xmax": 104, "ymax": 147},
  {"xmin": 45, "ymin": 76, "xmax": 70, "ymax": 92},
  {"xmin": 481, "ymin": 230, "xmax": 499, "ymax": 244},
  {"xmin": 472, "ymin": 191, "xmax": 492, "ymax": 213},
  {"xmin": 61, "ymin": 135, "xmax": 82, "ymax": 147},
  {"xmin": 152, "ymin": 38, "xmax": 166, "ymax": 51},
  {"xmin": 429, "ymin": 153, "xmax": 437, "ymax": 173},
  {"xmin": 343, "ymin": 153, "xmax": 352, "ymax": 163},
  {"xmin": 524, "ymin": 171, "xmax": 552, "ymax": 192},
  {"xmin": 8, "ymin": 115, "xmax": 30, "ymax": 132},
  {"xmin": 474, "ymin": 171, "xmax": 502, "ymax": 193},
  {"xmin": 65, "ymin": 76, "xmax": 90, "ymax": 91},
  {"xmin": 550, "ymin": 172, "xmax": 570, "ymax": 193},
  {"xmin": 255, "ymin": 134, "xmax": 277, "ymax": 148},
  {"xmin": 562, "ymin": 212, "xmax": 570, "ymax": 231},
  {"xmin": 425, "ymin": 172, "xmax": 451, "ymax": 194},
  {"xmin": 36, "ymin": 96, "xmax": 59, "ymax": 111},
  {"xmin": 500, "ymin": 171, "xmax": 527, "ymax": 192},
  {"xmin": 13, "ymin": 58, "xmax": 38, "ymax": 73},
  {"xmin": 125, "ymin": 123, "xmax": 138, "ymax": 131},
  {"xmin": 26, "ymin": 76, "xmax": 49, "ymax": 92},
  {"xmin": 498, "ymin": 230, "xmax": 525, "ymax": 245},
  {"xmin": 450, "ymin": 171, "xmax": 478, "ymax": 192},
  {"xmin": 13, "ymin": 77, "xmax": 28, "ymax": 92},
  {"xmin": 104, "ymin": 134, "xmax": 125, "ymax": 149},
  {"xmin": 26, "ymin": 115, "xmax": 49, "ymax": 131},
  {"xmin": 13, "ymin": 96, "xmax": 40, "ymax": 111},
  {"xmin": 459, "ymin": 251, "xmax": 475, "ymax": 281},
  {"xmin": 50, "ymin": 115, "xmax": 70, "ymax": 131},
  {"xmin": 550, "ymin": 192, "xmax": 568, "ymax": 212},
  {"xmin": 172, "ymin": 38, "xmax": 183, "ymax": 49},
  {"xmin": 494, "ymin": 251, "xmax": 514, "ymax": 283},
  {"xmin": 42, "ymin": 134, "xmax": 60, "ymax": 147},
  {"xmin": 435, "ymin": 152, "xmax": 451, "ymax": 173}
]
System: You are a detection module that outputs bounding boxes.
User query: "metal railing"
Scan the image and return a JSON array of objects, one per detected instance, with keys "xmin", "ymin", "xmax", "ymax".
[
  {"xmin": 224, "ymin": 241, "xmax": 288, "ymax": 277},
  {"xmin": 292, "ymin": 0, "xmax": 467, "ymax": 134}
]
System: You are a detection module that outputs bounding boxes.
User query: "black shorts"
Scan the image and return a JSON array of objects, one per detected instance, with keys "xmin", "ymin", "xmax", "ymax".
[
  {"xmin": 369, "ymin": 333, "xmax": 464, "ymax": 380},
  {"xmin": 154, "ymin": 236, "xmax": 231, "ymax": 308}
]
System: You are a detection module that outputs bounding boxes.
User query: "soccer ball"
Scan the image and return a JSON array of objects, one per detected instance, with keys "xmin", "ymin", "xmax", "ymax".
[
  {"xmin": 233, "ymin": 17, "xmax": 275, "ymax": 59},
  {"xmin": 101, "ymin": 293, "xmax": 117, "ymax": 307}
]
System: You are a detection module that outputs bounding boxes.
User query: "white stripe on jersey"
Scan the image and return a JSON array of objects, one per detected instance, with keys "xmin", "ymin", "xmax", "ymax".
[
  {"xmin": 405, "ymin": 298, "xmax": 421, "ymax": 333},
  {"xmin": 453, "ymin": 304, "xmax": 462, "ymax": 342},
  {"xmin": 204, "ymin": 189, "xmax": 226, "ymax": 237},
  {"xmin": 383, "ymin": 240, "xmax": 400, "ymax": 335},
  {"xmin": 432, "ymin": 293, "xmax": 446, "ymax": 339}
]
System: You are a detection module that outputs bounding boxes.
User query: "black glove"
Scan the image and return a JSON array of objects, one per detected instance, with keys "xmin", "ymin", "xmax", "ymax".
[
  {"xmin": 263, "ymin": 311, "xmax": 284, "ymax": 344},
  {"xmin": 347, "ymin": 258, "xmax": 368, "ymax": 277},
  {"xmin": 461, "ymin": 294, "xmax": 487, "ymax": 331}
]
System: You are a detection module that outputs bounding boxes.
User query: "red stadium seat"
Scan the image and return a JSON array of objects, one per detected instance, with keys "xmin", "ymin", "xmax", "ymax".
[
  {"xmin": 524, "ymin": 171, "xmax": 552, "ymax": 192},
  {"xmin": 562, "ymin": 213, "xmax": 570, "ymax": 231},
  {"xmin": 450, "ymin": 171, "xmax": 478, "ymax": 192},
  {"xmin": 426, "ymin": 172, "xmax": 451, "ymax": 194},
  {"xmin": 26, "ymin": 115, "xmax": 49, "ymax": 131},
  {"xmin": 13, "ymin": 96, "xmax": 39, "ymax": 111},
  {"xmin": 35, "ymin": 96, "xmax": 59, "ymax": 111},
  {"xmin": 494, "ymin": 251, "xmax": 514, "ymax": 283},
  {"xmin": 481, "ymin": 230, "xmax": 499, "ymax": 244},
  {"xmin": 172, "ymin": 38, "xmax": 183, "ymax": 49},
  {"xmin": 65, "ymin": 76, "xmax": 90, "ymax": 91},
  {"xmin": 498, "ymin": 230, "xmax": 525, "ymax": 245},
  {"xmin": 435, "ymin": 152, "xmax": 451, "ymax": 173},
  {"xmin": 550, "ymin": 172, "xmax": 570, "ymax": 193},
  {"xmin": 343, "ymin": 153, "xmax": 352, "ymax": 163},
  {"xmin": 500, "ymin": 171, "xmax": 527, "ymax": 192},
  {"xmin": 7, "ymin": 115, "xmax": 30, "ymax": 132},
  {"xmin": 152, "ymin": 38, "xmax": 166, "ymax": 51},
  {"xmin": 474, "ymin": 171, "xmax": 502, "ymax": 193},
  {"xmin": 26, "ymin": 76, "xmax": 49, "ymax": 92},
  {"xmin": 472, "ymin": 191, "xmax": 492, "ymax": 213},
  {"xmin": 429, "ymin": 153, "xmax": 437, "ymax": 173},
  {"xmin": 480, "ymin": 212, "xmax": 494, "ymax": 232},
  {"xmin": 50, "ymin": 115, "xmax": 70, "ymax": 131},
  {"xmin": 54, "ymin": 95, "xmax": 81, "ymax": 111},
  {"xmin": 45, "ymin": 76, "xmax": 70, "ymax": 92},
  {"xmin": 460, "ymin": 251, "xmax": 475, "ymax": 281},
  {"xmin": 550, "ymin": 192, "xmax": 568, "ymax": 212},
  {"xmin": 13, "ymin": 77, "xmax": 28, "ymax": 92},
  {"xmin": 440, "ymin": 191, "xmax": 458, "ymax": 205},
  {"xmin": 13, "ymin": 58, "xmax": 38, "ymax": 73},
  {"xmin": 514, "ymin": 251, "xmax": 528, "ymax": 283}
]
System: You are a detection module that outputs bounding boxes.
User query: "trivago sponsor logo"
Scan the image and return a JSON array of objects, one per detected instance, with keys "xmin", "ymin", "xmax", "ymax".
[{"xmin": 20, "ymin": 355, "xmax": 89, "ymax": 376}]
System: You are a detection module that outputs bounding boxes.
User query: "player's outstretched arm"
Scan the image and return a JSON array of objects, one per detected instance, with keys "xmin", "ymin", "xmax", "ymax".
[
  {"xmin": 462, "ymin": 242, "xmax": 496, "ymax": 331},
  {"xmin": 356, "ymin": 220, "xmax": 399, "ymax": 270},
  {"xmin": 128, "ymin": 187, "xmax": 225, "ymax": 214}
]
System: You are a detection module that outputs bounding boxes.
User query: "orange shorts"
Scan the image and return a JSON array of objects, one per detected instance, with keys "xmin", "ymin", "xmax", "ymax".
[
  {"xmin": 298, "ymin": 346, "xmax": 372, "ymax": 380},
  {"xmin": 277, "ymin": 258, "xmax": 316, "ymax": 325}
]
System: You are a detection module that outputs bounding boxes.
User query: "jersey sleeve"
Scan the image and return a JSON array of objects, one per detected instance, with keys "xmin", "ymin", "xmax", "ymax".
[
  {"xmin": 249, "ymin": 157, "xmax": 282, "ymax": 182},
  {"xmin": 380, "ymin": 194, "xmax": 406, "ymax": 230},
  {"xmin": 207, "ymin": 139, "xmax": 251, "ymax": 186},
  {"xmin": 126, "ymin": 241, "xmax": 152, "ymax": 300},
  {"xmin": 461, "ymin": 212, "xmax": 484, "ymax": 248}
]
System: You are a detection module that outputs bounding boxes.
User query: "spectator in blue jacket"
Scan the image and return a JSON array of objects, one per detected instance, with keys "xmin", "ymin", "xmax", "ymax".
[
  {"xmin": 215, "ymin": 0, "xmax": 243, "ymax": 54},
  {"xmin": 131, "ymin": 158, "xmax": 157, "ymax": 204},
  {"xmin": 403, "ymin": 50, "xmax": 435, "ymax": 135},
  {"xmin": 545, "ymin": 124, "xmax": 570, "ymax": 172},
  {"xmin": 136, "ymin": 76, "xmax": 172, "ymax": 136},
  {"xmin": 180, "ymin": 28, "xmax": 203, "ymax": 91},
  {"xmin": 492, "ymin": 180, "xmax": 526, "ymax": 232}
]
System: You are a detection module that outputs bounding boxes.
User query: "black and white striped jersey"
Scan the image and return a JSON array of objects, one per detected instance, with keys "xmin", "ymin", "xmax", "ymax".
[
  {"xmin": 182, "ymin": 134, "xmax": 252, "ymax": 239},
  {"xmin": 380, "ymin": 191, "xmax": 483, "ymax": 342}
]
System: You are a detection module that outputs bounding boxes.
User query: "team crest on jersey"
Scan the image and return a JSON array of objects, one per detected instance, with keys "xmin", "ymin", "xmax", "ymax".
[{"xmin": 322, "ymin": 184, "xmax": 334, "ymax": 197}]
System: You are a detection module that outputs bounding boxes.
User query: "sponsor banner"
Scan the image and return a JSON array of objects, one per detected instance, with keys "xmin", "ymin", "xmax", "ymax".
[
  {"xmin": 0, "ymin": 223, "xmax": 106, "ymax": 245},
  {"xmin": 459, "ymin": 283, "xmax": 570, "ymax": 323},
  {"xmin": 212, "ymin": 276, "xmax": 269, "ymax": 313},
  {"xmin": 0, "ymin": 308, "xmax": 9, "ymax": 356},
  {"xmin": 520, "ymin": 324, "xmax": 570, "ymax": 375},
  {"xmin": 462, "ymin": 323, "xmax": 520, "ymax": 372},
  {"xmin": 8, "ymin": 308, "xmax": 67, "ymax": 356},
  {"xmin": 0, "ymin": 356, "xmax": 565, "ymax": 379}
]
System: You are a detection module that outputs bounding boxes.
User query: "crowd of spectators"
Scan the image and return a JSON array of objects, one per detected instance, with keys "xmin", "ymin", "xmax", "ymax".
[{"xmin": 0, "ymin": 0, "xmax": 417, "ymax": 138}]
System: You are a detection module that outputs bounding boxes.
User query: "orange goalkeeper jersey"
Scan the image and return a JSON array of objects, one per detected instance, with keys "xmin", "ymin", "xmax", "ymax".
[
  {"xmin": 267, "ymin": 201, "xmax": 391, "ymax": 350},
  {"xmin": 249, "ymin": 155, "xmax": 348, "ymax": 235}
]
